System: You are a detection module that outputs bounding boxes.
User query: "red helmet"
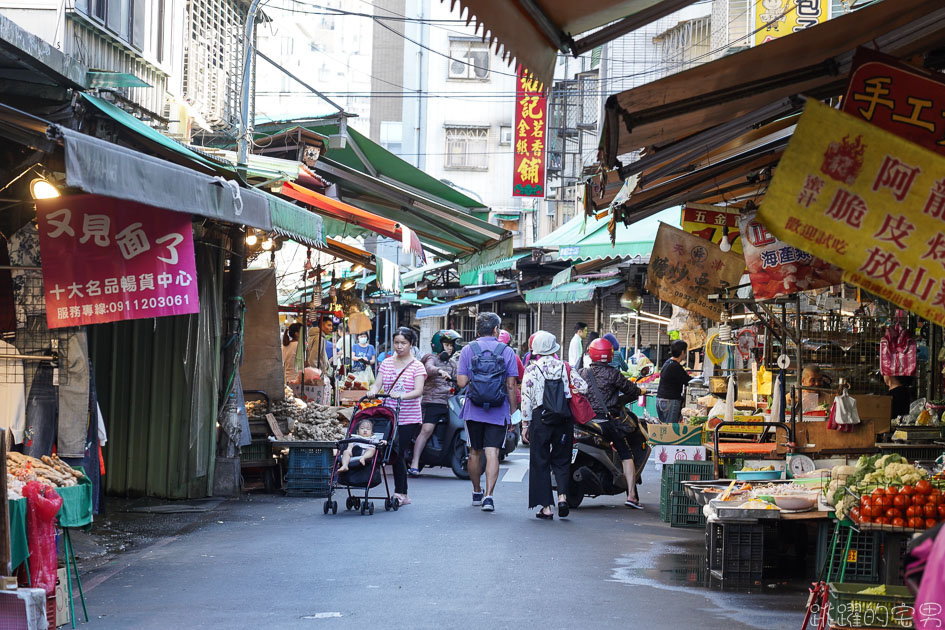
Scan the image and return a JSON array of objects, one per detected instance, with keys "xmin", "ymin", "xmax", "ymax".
[
  {"xmin": 587, "ymin": 338, "xmax": 614, "ymax": 363},
  {"xmin": 528, "ymin": 333, "xmax": 538, "ymax": 350}
]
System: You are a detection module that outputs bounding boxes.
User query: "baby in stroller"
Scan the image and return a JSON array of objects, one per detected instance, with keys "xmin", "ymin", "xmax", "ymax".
[{"xmin": 338, "ymin": 419, "xmax": 378, "ymax": 473}]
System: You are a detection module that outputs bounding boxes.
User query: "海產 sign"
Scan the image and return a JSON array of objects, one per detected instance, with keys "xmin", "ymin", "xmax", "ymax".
[
  {"xmin": 36, "ymin": 194, "xmax": 199, "ymax": 329},
  {"xmin": 843, "ymin": 48, "xmax": 945, "ymax": 156},
  {"xmin": 759, "ymin": 100, "xmax": 945, "ymax": 327},
  {"xmin": 646, "ymin": 223, "xmax": 745, "ymax": 320},
  {"xmin": 513, "ymin": 71, "xmax": 546, "ymax": 197}
]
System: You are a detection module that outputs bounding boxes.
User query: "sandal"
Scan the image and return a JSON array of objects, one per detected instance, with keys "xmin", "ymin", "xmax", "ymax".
[
  {"xmin": 407, "ymin": 467, "xmax": 421, "ymax": 477},
  {"xmin": 535, "ymin": 511, "xmax": 553, "ymax": 520},
  {"xmin": 557, "ymin": 501, "xmax": 570, "ymax": 518},
  {"xmin": 624, "ymin": 499, "xmax": 644, "ymax": 510}
]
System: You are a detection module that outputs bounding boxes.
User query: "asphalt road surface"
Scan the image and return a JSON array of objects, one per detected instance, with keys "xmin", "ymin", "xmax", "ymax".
[{"xmin": 78, "ymin": 449, "xmax": 809, "ymax": 629}]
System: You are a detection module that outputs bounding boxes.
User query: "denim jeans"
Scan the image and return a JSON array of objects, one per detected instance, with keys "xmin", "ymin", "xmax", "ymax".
[
  {"xmin": 24, "ymin": 364, "xmax": 57, "ymax": 458},
  {"xmin": 656, "ymin": 398, "xmax": 683, "ymax": 423}
]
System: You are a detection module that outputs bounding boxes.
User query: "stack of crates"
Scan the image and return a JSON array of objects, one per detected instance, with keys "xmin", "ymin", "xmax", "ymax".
[
  {"xmin": 659, "ymin": 465, "xmax": 674, "ymax": 522},
  {"xmin": 669, "ymin": 460, "xmax": 714, "ymax": 528},
  {"xmin": 815, "ymin": 521, "xmax": 880, "ymax": 583},
  {"xmin": 707, "ymin": 521, "xmax": 768, "ymax": 586},
  {"xmin": 284, "ymin": 442, "xmax": 334, "ymax": 497}
]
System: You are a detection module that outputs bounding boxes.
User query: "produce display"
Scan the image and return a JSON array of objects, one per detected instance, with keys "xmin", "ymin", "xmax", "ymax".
[
  {"xmin": 6, "ymin": 452, "xmax": 83, "ymax": 498},
  {"xmin": 246, "ymin": 390, "xmax": 348, "ymax": 441},
  {"xmin": 825, "ymin": 453, "xmax": 945, "ymax": 527},
  {"xmin": 741, "ymin": 465, "xmax": 777, "ymax": 472}
]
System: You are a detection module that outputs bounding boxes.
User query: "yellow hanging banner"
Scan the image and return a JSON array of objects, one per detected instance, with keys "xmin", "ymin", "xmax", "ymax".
[
  {"xmin": 758, "ymin": 100, "xmax": 945, "ymax": 327},
  {"xmin": 753, "ymin": 0, "xmax": 828, "ymax": 47}
]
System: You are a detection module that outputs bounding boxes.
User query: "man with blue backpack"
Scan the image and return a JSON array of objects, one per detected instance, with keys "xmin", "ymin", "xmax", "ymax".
[{"xmin": 456, "ymin": 312, "xmax": 519, "ymax": 512}]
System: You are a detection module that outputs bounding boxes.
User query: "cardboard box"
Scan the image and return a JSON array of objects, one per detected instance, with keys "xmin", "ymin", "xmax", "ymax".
[
  {"xmin": 337, "ymin": 389, "xmax": 364, "ymax": 405},
  {"xmin": 651, "ymin": 445, "xmax": 707, "ymax": 471},
  {"xmin": 646, "ymin": 423, "xmax": 704, "ymax": 445},
  {"xmin": 55, "ymin": 568, "xmax": 70, "ymax": 627}
]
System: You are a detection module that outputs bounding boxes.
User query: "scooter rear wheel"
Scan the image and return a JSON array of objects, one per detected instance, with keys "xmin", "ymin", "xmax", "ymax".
[
  {"xmin": 565, "ymin": 482, "xmax": 585, "ymax": 509},
  {"xmin": 450, "ymin": 434, "xmax": 470, "ymax": 480}
]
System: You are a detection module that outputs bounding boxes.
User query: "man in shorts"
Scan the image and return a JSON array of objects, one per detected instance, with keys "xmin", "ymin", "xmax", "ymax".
[{"xmin": 456, "ymin": 312, "xmax": 519, "ymax": 512}]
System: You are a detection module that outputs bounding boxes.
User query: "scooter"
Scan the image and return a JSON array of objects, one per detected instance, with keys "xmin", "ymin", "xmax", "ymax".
[
  {"xmin": 404, "ymin": 383, "xmax": 521, "ymax": 480},
  {"xmin": 564, "ymin": 413, "xmax": 651, "ymax": 508}
]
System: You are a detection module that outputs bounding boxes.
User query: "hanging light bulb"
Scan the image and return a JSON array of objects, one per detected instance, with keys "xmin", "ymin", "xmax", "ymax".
[
  {"xmin": 341, "ymin": 279, "xmax": 355, "ymax": 290},
  {"xmin": 245, "ymin": 232, "xmax": 258, "ymax": 246},
  {"xmin": 29, "ymin": 177, "xmax": 60, "ymax": 199},
  {"xmin": 261, "ymin": 237, "xmax": 274, "ymax": 251},
  {"xmin": 719, "ymin": 225, "xmax": 732, "ymax": 253},
  {"xmin": 719, "ymin": 310, "xmax": 732, "ymax": 342},
  {"xmin": 350, "ymin": 264, "xmax": 363, "ymax": 274}
]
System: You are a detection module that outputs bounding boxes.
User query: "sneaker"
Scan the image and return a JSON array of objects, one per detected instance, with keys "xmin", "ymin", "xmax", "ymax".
[
  {"xmin": 472, "ymin": 491, "xmax": 484, "ymax": 506},
  {"xmin": 481, "ymin": 496, "xmax": 495, "ymax": 512}
]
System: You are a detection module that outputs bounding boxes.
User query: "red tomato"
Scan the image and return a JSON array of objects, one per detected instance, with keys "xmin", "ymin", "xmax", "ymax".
[
  {"xmin": 893, "ymin": 495, "xmax": 908, "ymax": 509},
  {"xmin": 907, "ymin": 506, "xmax": 918, "ymax": 518},
  {"xmin": 924, "ymin": 504, "xmax": 938, "ymax": 519},
  {"xmin": 908, "ymin": 517, "xmax": 925, "ymax": 529},
  {"xmin": 885, "ymin": 486, "xmax": 900, "ymax": 497},
  {"xmin": 875, "ymin": 516, "xmax": 890, "ymax": 525},
  {"xmin": 872, "ymin": 487, "xmax": 886, "ymax": 497},
  {"xmin": 927, "ymin": 518, "xmax": 938, "ymax": 529},
  {"xmin": 859, "ymin": 514, "xmax": 872, "ymax": 524},
  {"xmin": 900, "ymin": 494, "xmax": 913, "ymax": 507},
  {"xmin": 938, "ymin": 505, "xmax": 945, "ymax": 519},
  {"xmin": 892, "ymin": 517, "xmax": 906, "ymax": 528},
  {"xmin": 931, "ymin": 488, "xmax": 942, "ymax": 496},
  {"xmin": 901, "ymin": 485, "xmax": 915, "ymax": 496},
  {"xmin": 928, "ymin": 494, "xmax": 942, "ymax": 507},
  {"xmin": 869, "ymin": 504, "xmax": 884, "ymax": 518},
  {"xmin": 914, "ymin": 495, "xmax": 927, "ymax": 507},
  {"xmin": 886, "ymin": 508, "xmax": 903, "ymax": 520},
  {"xmin": 916, "ymin": 480, "xmax": 932, "ymax": 495}
]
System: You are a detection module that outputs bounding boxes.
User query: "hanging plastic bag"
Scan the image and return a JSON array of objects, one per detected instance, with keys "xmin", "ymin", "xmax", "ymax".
[
  {"xmin": 881, "ymin": 322, "xmax": 917, "ymax": 376},
  {"xmin": 724, "ymin": 375, "xmax": 735, "ymax": 425},
  {"xmin": 827, "ymin": 388, "xmax": 859, "ymax": 432},
  {"xmin": 23, "ymin": 480, "xmax": 62, "ymax": 595},
  {"xmin": 757, "ymin": 365, "xmax": 773, "ymax": 396}
]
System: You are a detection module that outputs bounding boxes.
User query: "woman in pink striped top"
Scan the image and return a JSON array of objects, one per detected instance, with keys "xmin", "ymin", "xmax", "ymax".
[{"xmin": 368, "ymin": 327, "xmax": 425, "ymax": 505}]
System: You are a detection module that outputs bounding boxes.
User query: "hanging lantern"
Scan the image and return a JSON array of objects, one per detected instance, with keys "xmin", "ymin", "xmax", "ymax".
[{"xmin": 619, "ymin": 287, "xmax": 643, "ymax": 311}]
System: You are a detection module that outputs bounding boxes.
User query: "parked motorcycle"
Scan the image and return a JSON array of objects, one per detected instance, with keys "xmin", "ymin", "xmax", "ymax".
[{"xmin": 564, "ymin": 413, "xmax": 651, "ymax": 508}]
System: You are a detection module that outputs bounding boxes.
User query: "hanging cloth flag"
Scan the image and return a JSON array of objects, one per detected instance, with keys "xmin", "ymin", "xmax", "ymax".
[
  {"xmin": 400, "ymin": 225, "xmax": 425, "ymax": 262},
  {"xmin": 376, "ymin": 257, "xmax": 402, "ymax": 294}
]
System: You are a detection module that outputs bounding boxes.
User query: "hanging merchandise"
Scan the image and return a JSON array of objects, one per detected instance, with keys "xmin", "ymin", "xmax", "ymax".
[
  {"xmin": 23, "ymin": 480, "xmax": 63, "ymax": 595},
  {"xmin": 827, "ymin": 385, "xmax": 858, "ymax": 433},
  {"xmin": 880, "ymin": 316, "xmax": 917, "ymax": 376},
  {"xmin": 724, "ymin": 375, "xmax": 735, "ymax": 426}
]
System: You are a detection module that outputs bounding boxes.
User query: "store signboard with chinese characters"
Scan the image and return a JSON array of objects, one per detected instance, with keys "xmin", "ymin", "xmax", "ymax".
[
  {"xmin": 36, "ymin": 194, "xmax": 199, "ymax": 328},
  {"xmin": 759, "ymin": 100, "xmax": 945, "ymax": 327},
  {"xmin": 752, "ymin": 0, "xmax": 828, "ymax": 47},
  {"xmin": 682, "ymin": 204, "xmax": 743, "ymax": 255},
  {"xmin": 737, "ymin": 208, "xmax": 843, "ymax": 300},
  {"xmin": 843, "ymin": 48, "xmax": 945, "ymax": 156},
  {"xmin": 646, "ymin": 223, "xmax": 745, "ymax": 320},
  {"xmin": 512, "ymin": 71, "xmax": 546, "ymax": 197}
]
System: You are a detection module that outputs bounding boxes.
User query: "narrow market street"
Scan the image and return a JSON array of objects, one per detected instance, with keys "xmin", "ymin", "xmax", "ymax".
[{"xmin": 77, "ymin": 450, "xmax": 807, "ymax": 630}]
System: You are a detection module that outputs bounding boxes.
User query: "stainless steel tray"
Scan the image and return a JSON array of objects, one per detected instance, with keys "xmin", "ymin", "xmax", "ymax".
[{"xmin": 715, "ymin": 506, "xmax": 781, "ymax": 520}]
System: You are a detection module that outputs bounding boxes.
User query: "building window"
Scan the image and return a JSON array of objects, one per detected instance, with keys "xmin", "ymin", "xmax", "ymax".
[
  {"xmin": 76, "ymin": 0, "xmax": 145, "ymax": 50},
  {"xmin": 498, "ymin": 125, "xmax": 512, "ymax": 145},
  {"xmin": 448, "ymin": 40, "xmax": 490, "ymax": 80},
  {"xmin": 445, "ymin": 127, "xmax": 489, "ymax": 170}
]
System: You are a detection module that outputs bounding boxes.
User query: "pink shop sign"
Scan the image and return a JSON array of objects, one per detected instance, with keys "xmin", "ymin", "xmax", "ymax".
[{"xmin": 36, "ymin": 194, "xmax": 199, "ymax": 328}]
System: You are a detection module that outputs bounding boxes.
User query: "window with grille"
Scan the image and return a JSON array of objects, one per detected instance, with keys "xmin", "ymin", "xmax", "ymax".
[
  {"xmin": 448, "ymin": 40, "xmax": 490, "ymax": 80},
  {"xmin": 444, "ymin": 127, "xmax": 489, "ymax": 170},
  {"xmin": 74, "ymin": 0, "xmax": 146, "ymax": 50}
]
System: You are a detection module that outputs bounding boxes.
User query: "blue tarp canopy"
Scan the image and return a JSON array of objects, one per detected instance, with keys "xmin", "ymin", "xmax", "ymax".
[{"xmin": 415, "ymin": 289, "xmax": 516, "ymax": 319}]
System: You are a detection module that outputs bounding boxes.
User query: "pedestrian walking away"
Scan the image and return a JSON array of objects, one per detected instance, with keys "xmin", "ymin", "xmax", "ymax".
[
  {"xmin": 456, "ymin": 312, "xmax": 519, "ymax": 512},
  {"xmin": 410, "ymin": 329, "xmax": 461, "ymax": 476},
  {"xmin": 521, "ymin": 331, "xmax": 587, "ymax": 520},
  {"xmin": 567, "ymin": 322, "xmax": 587, "ymax": 369},
  {"xmin": 367, "ymin": 326, "xmax": 426, "ymax": 505},
  {"xmin": 580, "ymin": 337, "xmax": 647, "ymax": 509},
  {"xmin": 656, "ymin": 339, "xmax": 692, "ymax": 423}
]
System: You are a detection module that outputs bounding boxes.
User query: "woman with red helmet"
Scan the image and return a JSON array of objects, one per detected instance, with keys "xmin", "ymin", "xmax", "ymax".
[{"xmin": 579, "ymin": 338, "xmax": 648, "ymax": 509}]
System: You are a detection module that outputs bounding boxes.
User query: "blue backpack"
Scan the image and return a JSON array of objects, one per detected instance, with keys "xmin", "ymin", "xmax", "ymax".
[{"xmin": 466, "ymin": 341, "xmax": 509, "ymax": 410}]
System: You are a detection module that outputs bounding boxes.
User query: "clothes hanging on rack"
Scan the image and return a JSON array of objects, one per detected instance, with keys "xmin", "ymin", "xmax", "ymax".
[
  {"xmin": 0, "ymin": 339, "xmax": 25, "ymax": 443},
  {"xmin": 62, "ymin": 362, "xmax": 102, "ymax": 514},
  {"xmin": 8, "ymin": 222, "xmax": 43, "ymax": 329},
  {"xmin": 57, "ymin": 330, "xmax": 90, "ymax": 458},
  {"xmin": 24, "ymin": 363, "xmax": 56, "ymax": 459}
]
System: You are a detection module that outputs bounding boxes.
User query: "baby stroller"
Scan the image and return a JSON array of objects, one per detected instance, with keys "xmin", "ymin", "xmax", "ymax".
[{"xmin": 323, "ymin": 396, "xmax": 401, "ymax": 516}]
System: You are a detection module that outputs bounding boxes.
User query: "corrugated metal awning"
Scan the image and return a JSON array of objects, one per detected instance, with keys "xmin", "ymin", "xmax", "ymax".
[
  {"xmin": 524, "ymin": 278, "xmax": 621, "ymax": 304},
  {"xmin": 416, "ymin": 288, "xmax": 517, "ymax": 319}
]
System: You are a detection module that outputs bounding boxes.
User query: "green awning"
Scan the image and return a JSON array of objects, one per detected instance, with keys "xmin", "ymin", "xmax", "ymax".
[
  {"xmin": 535, "ymin": 207, "xmax": 681, "ymax": 262},
  {"xmin": 80, "ymin": 93, "xmax": 224, "ymax": 171},
  {"xmin": 524, "ymin": 278, "xmax": 622, "ymax": 304},
  {"xmin": 268, "ymin": 197, "xmax": 325, "ymax": 247},
  {"xmin": 459, "ymin": 252, "xmax": 528, "ymax": 285},
  {"xmin": 402, "ymin": 260, "xmax": 454, "ymax": 285},
  {"xmin": 494, "ymin": 213, "xmax": 521, "ymax": 220},
  {"xmin": 355, "ymin": 273, "xmax": 377, "ymax": 289}
]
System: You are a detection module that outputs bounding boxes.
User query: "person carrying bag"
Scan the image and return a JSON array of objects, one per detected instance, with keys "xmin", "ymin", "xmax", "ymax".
[{"xmin": 521, "ymin": 331, "xmax": 588, "ymax": 520}]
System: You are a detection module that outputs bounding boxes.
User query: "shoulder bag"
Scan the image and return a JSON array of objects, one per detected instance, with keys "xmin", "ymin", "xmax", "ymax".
[{"xmin": 565, "ymin": 363, "xmax": 596, "ymax": 425}]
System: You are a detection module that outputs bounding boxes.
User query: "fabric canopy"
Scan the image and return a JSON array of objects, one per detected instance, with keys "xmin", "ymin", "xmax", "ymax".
[
  {"xmin": 450, "ymin": 0, "xmax": 701, "ymax": 87},
  {"xmin": 524, "ymin": 278, "xmax": 621, "ymax": 304},
  {"xmin": 599, "ymin": 0, "xmax": 945, "ymax": 165},
  {"xmin": 59, "ymin": 127, "xmax": 273, "ymax": 230},
  {"xmin": 536, "ymin": 207, "xmax": 679, "ymax": 261},
  {"xmin": 402, "ymin": 260, "xmax": 454, "ymax": 285},
  {"xmin": 459, "ymin": 252, "xmax": 528, "ymax": 285},
  {"xmin": 279, "ymin": 180, "xmax": 424, "ymax": 260},
  {"xmin": 416, "ymin": 288, "xmax": 517, "ymax": 319},
  {"xmin": 268, "ymin": 197, "xmax": 324, "ymax": 247}
]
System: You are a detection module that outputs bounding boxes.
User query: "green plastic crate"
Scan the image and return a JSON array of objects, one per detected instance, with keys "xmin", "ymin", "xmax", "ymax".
[
  {"xmin": 660, "ymin": 465, "xmax": 674, "ymax": 522},
  {"xmin": 815, "ymin": 522, "xmax": 880, "ymax": 584},
  {"xmin": 670, "ymin": 491, "xmax": 706, "ymax": 528},
  {"xmin": 827, "ymin": 582, "xmax": 915, "ymax": 629},
  {"xmin": 671, "ymin": 460, "xmax": 715, "ymax": 495}
]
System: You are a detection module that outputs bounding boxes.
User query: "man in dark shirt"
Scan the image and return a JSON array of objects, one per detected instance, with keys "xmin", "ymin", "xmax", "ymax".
[
  {"xmin": 885, "ymin": 374, "xmax": 913, "ymax": 419},
  {"xmin": 656, "ymin": 340, "xmax": 692, "ymax": 423}
]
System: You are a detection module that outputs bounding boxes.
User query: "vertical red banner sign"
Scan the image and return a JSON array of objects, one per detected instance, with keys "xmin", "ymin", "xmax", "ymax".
[
  {"xmin": 512, "ymin": 71, "xmax": 546, "ymax": 197},
  {"xmin": 36, "ymin": 194, "xmax": 200, "ymax": 329}
]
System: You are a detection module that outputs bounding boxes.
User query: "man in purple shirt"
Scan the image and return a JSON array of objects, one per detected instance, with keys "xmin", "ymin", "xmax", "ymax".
[{"xmin": 456, "ymin": 312, "xmax": 519, "ymax": 512}]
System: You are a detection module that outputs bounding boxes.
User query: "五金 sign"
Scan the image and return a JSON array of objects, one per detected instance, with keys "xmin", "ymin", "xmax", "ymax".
[
  {"xmin": 682, "ymin": 204, "xmax": 743, "ymax": 255},
  {"xmin": 36, "ymin": 194, "xmax": 199, "ymax": 329},
  {"xmin": 758, "ymin": 100, "xmax": 945, "ymax": 327},
  {"xmin": 512, "ymin": 71, "xmax": 546, "ymax": 197},
  {"xmin": 752, "ymin": 0, "xmax": 827, "ymax": 47}
]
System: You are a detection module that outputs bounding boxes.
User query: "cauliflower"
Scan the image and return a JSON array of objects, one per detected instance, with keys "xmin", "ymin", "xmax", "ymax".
[
  {"xmin": 826, "ymin": 478, "xmax": 842, "ymax": 505},
  {"xmin": 876, "ymin": 453, "xmax": 905, "ymax": 470},
  {"xmin": 883, "ymin": 462, "xmax": 927, "ymax": 487},
  {"xmin": 835, "ymin": 494, "xmax": 856, "ymax": 520}
]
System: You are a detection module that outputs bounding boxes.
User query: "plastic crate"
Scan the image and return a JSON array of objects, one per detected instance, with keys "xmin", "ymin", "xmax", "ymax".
[
  {"xmin": 815, "ymin": 521, "xmax": 880, "ymax": 583},
  {"xmin": 670, "ymin": 491, "xmax": 705, "ymax": 528},
  {"xmin": 284, "ymin": 443, "xmax": 334, "ymax": 498},
  {"xmin": 671, "ymin": 460, "xmax": 715, "ymax": 495},
  {"xmin": 660, "ymin": 465, "xmax": 674, "ymax": 522},
  {"xmin": 827, "ymin": 582, "xmax": 915, "ymax": 629},
  {"xmin": 878, "ymin": 444, "xmax": 944, "ymax": 463},
  {"xmin": 240, "ymin": 440, "xmax": 274, "ymax": 466},
  {"xmin": 707, "ymin": 521, "xmax": 765, "ymax": 585}
]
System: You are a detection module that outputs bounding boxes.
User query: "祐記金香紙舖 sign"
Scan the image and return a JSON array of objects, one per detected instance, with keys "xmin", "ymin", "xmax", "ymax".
[
  {"xmin": 759, "ymin": 100, "xmax": 945, "ymax": 326},
  {"xmin": 36, "ymin": 194, "xmax": 200, "ymax": 328},
  {"xmin": 512, "ymin": 71, "xmax": 546, "ymax": 198}
]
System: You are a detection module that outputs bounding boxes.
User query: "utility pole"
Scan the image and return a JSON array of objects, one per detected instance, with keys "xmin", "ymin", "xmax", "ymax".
[{"xmin": 237, "ymin": 0, "xmax": 264, "ymax": 169}]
